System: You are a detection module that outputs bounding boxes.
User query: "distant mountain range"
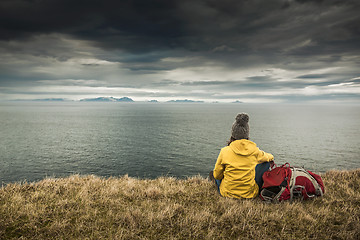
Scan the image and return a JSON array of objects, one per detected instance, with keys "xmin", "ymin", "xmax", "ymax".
[
  {"xmin": 80, "ymin": 97, "xmax": 134, "ymax": 102},
  {"xmin": 166, "ymin": 99, "xmax": 204, "ymax": 103},
  {"xmin": 30, "ymin": 98, "xmax": 68, "ymax": 101},
  {"xmin": 12, "ymin": 97, "xmax": 241, "ymax": 103}
]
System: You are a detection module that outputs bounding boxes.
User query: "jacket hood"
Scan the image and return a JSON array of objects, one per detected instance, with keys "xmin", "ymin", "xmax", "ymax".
[{"xmin": 229, "ymin": 139, "xmax": 257, "ymax": 156}]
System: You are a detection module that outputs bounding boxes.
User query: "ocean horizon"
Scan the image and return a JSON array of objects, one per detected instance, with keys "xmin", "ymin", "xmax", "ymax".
[{"xmin": 1, "ymin": 101, "xmax": 359, "ymax": 184}]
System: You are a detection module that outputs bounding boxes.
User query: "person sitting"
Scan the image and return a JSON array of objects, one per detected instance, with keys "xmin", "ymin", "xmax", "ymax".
[{"xmin": 210, "ymin": 113, "xmax": 274, "ymax": 199}]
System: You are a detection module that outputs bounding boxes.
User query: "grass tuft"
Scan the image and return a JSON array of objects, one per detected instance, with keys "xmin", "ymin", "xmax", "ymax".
[{"xmin": 1, "ymin": 169, "xmax": 359, "ymax": 239}]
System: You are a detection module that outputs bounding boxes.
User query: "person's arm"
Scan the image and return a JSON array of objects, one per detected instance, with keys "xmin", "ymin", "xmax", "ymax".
[
  {"xmin": 213, "ymin": 150, "xmax": 225, "ymax": 180},
  {"xmin": 256, "ymin": 149, "xmax": 274, "ymax": 163}
]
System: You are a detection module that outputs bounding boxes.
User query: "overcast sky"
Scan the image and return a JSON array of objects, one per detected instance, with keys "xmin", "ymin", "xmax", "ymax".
[{"xmin": 0, "ymin": 0, "xmax": 359, "ymax": 103}]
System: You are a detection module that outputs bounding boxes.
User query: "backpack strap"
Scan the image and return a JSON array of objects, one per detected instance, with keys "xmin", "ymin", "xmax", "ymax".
[
  {"xmin": 280, "ymin": 163, "xmax": 293, "ymax": 201},
  {"xmin": 289, "ymin": 167, "xmax": 296, "ymax": 201},
  {"xmin": 274, "ymin": 186, "xmax": 287, "ymax": 201}
]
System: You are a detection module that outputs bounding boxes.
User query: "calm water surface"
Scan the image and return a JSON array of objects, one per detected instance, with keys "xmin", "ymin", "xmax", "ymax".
[{"xmin": 1, "ymin": 102, "xmax": 359, "ymax": 183}]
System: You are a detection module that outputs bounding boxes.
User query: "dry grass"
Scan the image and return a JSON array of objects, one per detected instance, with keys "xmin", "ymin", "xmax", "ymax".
[{"xmin": 0, "ymin": 169, "xmax": 359, "ymax": 240}]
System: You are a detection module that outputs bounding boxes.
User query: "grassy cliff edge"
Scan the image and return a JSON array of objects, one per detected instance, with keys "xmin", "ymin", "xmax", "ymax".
[{"xmin": 1, "ymin": 169, "xmax": 359, "ymax": 240}]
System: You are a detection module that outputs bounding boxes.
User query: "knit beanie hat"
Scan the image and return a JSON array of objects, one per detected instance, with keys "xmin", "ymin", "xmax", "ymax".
[{"xmin": 231, "ymin": 113, "xmax": 250, "ymax": 140}]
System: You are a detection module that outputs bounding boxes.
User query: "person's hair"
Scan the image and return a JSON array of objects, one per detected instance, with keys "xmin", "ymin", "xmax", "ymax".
[
  {"xmin": 227, "ymin": 136, "xmax": 236, "ymax": 146},
  {"xmin": 227, "ymin": 136, "xmax": 249, "ymax": 146}
]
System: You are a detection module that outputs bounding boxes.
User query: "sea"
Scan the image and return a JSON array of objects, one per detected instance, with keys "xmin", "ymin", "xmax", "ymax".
[{"xmin": 1, "ymin": 102, "xmax": 359, "ymax": 184}]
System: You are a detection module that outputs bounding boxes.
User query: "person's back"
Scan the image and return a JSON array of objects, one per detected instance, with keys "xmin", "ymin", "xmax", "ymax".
[{"xmin": 211, "ymin": 113, "xmax": 274, "ymax": 199}]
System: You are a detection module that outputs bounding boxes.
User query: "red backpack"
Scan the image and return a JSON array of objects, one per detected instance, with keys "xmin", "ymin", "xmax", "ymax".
[{"xmin": 260, "ymin": 163, "xmax": 325, "ymax": 202}]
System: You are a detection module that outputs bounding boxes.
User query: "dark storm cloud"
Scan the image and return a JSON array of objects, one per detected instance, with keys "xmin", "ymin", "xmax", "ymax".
[
  {"xmin": 0, "ymin": 0, "xmax": 182, "ymax": 54},
  {"xmin": 1, "ymin": 0, "xmax": 359, "ymax": 56},
  {"xmin": 0, "ymin": 0, "xmax": 360, "ymax": 102}
]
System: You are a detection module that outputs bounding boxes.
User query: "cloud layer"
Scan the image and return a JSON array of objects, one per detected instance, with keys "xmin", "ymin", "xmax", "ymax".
[{"xmin": 1, "ymin": 0, "xmax": 360, "ymax": 102}]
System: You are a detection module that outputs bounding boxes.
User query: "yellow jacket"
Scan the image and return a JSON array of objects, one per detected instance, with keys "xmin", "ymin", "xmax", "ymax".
[{"xmin": 213, "ymin": 139, "xmax": 274, "ymax": 199}]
